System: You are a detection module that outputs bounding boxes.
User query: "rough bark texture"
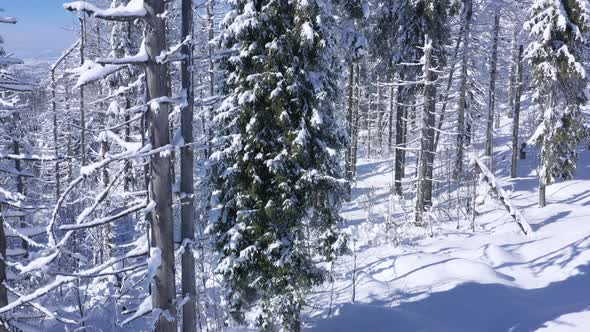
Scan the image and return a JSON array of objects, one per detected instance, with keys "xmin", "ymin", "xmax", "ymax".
[
  {"xmin": 180, "ymin": 0, "xmax": 197, "ymax": 330},
  {"xmin": 144, "ymin": 1, "xmax": 178, "ymax": 330}
]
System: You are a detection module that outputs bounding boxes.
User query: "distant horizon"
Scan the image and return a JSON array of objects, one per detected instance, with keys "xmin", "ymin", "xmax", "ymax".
[{"xmin": 1, "ymin": 1, "xmax": 76, "ymax": 61}]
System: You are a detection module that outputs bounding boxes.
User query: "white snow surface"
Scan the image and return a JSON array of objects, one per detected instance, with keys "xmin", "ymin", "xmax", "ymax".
[
  {"xmin": 304, "ymin": 121, "xmax": 590, "ymax": 331},
  {"xmin": 63, "ymin": 0, "xmax": 147, "ymax": 18}
]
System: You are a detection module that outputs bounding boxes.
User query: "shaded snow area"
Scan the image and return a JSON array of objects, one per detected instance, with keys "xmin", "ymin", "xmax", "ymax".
[{"xmin": 304, "ymin": 128, "xmax": 590, "ymax": 331}]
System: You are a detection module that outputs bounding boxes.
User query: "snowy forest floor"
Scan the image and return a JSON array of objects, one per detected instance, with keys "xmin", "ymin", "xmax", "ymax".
[{"xmin": 304, "ymin": 119, "xmax": 590, "ymax": 331}]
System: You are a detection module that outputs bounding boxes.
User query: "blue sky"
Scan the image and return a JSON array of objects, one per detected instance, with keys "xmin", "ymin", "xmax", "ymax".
[{"xmin": 1, "ymin": 1, "xmax": 77, "ymax": 59}]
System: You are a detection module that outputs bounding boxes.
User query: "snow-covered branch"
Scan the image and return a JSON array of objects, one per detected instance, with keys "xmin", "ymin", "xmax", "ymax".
[{"xmin": 63, "ymin": 0, "xmax": 147, "ymax": 21}]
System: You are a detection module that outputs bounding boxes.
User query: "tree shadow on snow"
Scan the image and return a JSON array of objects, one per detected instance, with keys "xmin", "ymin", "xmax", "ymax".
[
  {"xmin": 308, "ymin": 263, "xmax": 590, "ymax": 332},
  {"xmin": 530, "ymin": 211, "xmax": 571, "ymax": 232}
]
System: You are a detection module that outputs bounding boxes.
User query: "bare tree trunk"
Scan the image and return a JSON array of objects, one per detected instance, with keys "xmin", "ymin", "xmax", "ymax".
[
  {"xmin": 454, "ymin": 0, "xmax": 472, "ymax": 179},
  {"xmin": 51, "ymin": 71, "xmax": 61, "ymax": 200},
  {"xmin": 485, "ymin": 12, "xmax": 500, "ymax": 158},
  {"xmin": 124, "ymin": 23, "xmax": 133, "ymax": 192},
  {"xmin": 65, "ymin": 83, "xmax": 73, "ymax": 182},
  {"xmin": 539, "ymin": 182, "xmax": 546, "ymax": 207},
  {"xmin": 352, "ymin": 63, "xmax": 361, "ymax": 177},
  {"xmin": 366, "ymin": 86, "xmax": 372, "ymax": 159},
  {"xmin": 79, "ymin": 16, "xmax": 87, "ymax": 166},
  {"xmin": 0, "ymin": 206, "xmax": 7, "ymax": 323},
  {"xmin": 388, "ymin": 83, "xmax": 395, "ymax": 155},
  {"xmin": 511, "ymin": 45, "xmax": 524, "ymax": 178},
  {"xmin": 376, "ymin": 82, "xmax": 383, "ymax": 153},
  {"xmin": 416, "ymin": 36, "xmax": 434, "ymax": 224},
  {"xmin": 144, "ymin": 1, "xmax": 178, "ymax": 330},
  {"xmin": 13, "ymin": 139, "xmax": 28, "ymax": 255},
  {"xmin": 424, "ymin": 83, "xmax": 437, "ymax": 210},
  {"xmin": 346, "ymin": 63, "xmax": 354, "ymax": 181},
  {"xmin": 394, "ymin": 83, "xmax": 406, "ymax": 196},
  {"xmin": 99, "ymin": 133, "xmax": 111, "ymax": 262},
  {"xmin": 180, "ymin": 0, "xmax": 197, "ymax": 331},
  {"xmin": 508, "ymin": 26, "xmax": 518, "ymax": 119}
]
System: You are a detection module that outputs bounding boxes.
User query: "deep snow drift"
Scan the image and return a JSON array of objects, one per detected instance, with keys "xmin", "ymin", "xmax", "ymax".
[{"xmin": 305, "ymin": 125, "xmax": 590, "ymax": 331}]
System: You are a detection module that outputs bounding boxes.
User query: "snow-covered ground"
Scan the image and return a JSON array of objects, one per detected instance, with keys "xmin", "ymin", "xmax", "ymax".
[{"xmin": 305, "ymin": 121, "xmax": 590, "ymax": 331}]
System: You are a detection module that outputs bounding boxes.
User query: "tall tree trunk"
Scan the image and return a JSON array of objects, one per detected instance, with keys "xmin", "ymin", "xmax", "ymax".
[
  {"xmin": 485, "ymin": 12, "xmax": 500, "ymax": 158},
  {"xmin": 346, "ymin": 63, "xmax": 354, "ymax": 181},
  {"xmin": 144, "ymin": 1, "xmax": 178, "ymax": 330},
  {"xmin": 180, "ymin": 0, "xmax": 197, "ymax": 331},
  {"xmin": 511, "ymin": 45, "xmax": 524, "ymax": 178},
  {"xmin": 100, "ymin": 133, "xmax": 111, "ymax": 262},
  {"xmin": 394, "ymin": 83, "xmax": 405, "ymax": 195},
  {"xmin": 376, "ymin": 82, "xmax": 383, "ymax": 153},
  {"xmin": 454, "ymin": 0, "xmax": 472, "ymax": 179},
  {"xmin": 388, "ymin": 83, "xmax": 395, "ymax": 155},
  {"xmin": 124, "ymin": 23, "xmax": 133, "ymax": 192},
  {"xmin": 508, "ymin": 26, "xmax": 518, "ymax": 119},
  {"xmin": 0, "ymin": 206, "xmax": 7, "ymax": 327},
  {"xmin": 13, "ymin": 139, "xmax": 28, "ymax": 255},
  {"xmin": 352, "ymin": 63, "xmax": 361, "ymax": 176},
  {"xmin": 539, "ymin": 182, "xmax": 546, "ymax": 207},
  {"xmin": 424, "ymin": 83, "xmax": 437, "ymax": 210},
  {"xmin": 51, "ymin": 70, "xmax": 61, "ymax": 200},
  {"xmin": 366, "ymin": 86, "xmax": 372, "ymax": 159},
  {"xmin": 79, "ymin": 16, "xmax": 87, "ymax": 166},
  {"xmin": 416, "ymin": 36, "xmax": 434, "ymax": 224},
  {"xmin": 205, "ymin": 0, "xmax": 215, "ymax": 160}
]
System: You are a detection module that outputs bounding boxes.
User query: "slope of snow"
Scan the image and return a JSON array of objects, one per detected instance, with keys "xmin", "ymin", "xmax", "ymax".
[{"xmin": 304, "ymin": 118, "xmax": 590, "ymax": 331}]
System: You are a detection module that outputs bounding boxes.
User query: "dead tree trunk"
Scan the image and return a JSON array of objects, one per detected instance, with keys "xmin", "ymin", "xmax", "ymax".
[
  {"xmin": 485, "ymin": 12, "xmax": 500, "ymax": 158},
  {"xmin": 454, "ymin": 0, "xmax": 472, "ymax": 179},
  {"xmin": 51, "ymin": 70, "xmax": 61, "ymax": 200},
  {"xmin": 472, "ymin": 157, "xmax": 532, "ymax": 235},
  {"xmin": 388, "ymin": 83, "xmax": 395, "ymax": 155},
  {"xmin": 394, "ymin": 81, "xmax": 406, "ymax": 196},
  {"xmin": 180, "ymin": 0, "xmax": 197, "ymax": 330},
  {"xmin": 424, "ymin": 83, "xmax": 437, "ymax": 210},
  {"xmin": 13, "ymin": 138, "xmax": 28, "ymax": 255},
  {"xmin": 508, "ymin": 26, "xmax": 518, "ymax": 119},
  {"xmin": 346, "ymin": 63, "xmax": 354, "ymax": 181},
  {"xmin": 351, "ymin": 63, "xmax": 361, "ymax": 177},
  {"xmin": 376, "ymin": 82, "xmax": 383, "ymax": 153},
  {"xmin": 144, "ymin": 0, "xmax": 178, "ymax": 330},
  {"xmin": 416, "ymin": 36, "xmax": 435, "ymax": 224},
  {"xmin": 0, "ymin": 206, "xmax": 7, "ymax": 317},
  {"xmin": 366, "ymin": 86, "xmax": 372, "ymax": 159},
  {"xmin": 511, "ymin": 45, "xmax": 524, "ymax": 178},
  {"xmin": 79, "ymin": 16, "xmax": 87, "ymax": 166}
]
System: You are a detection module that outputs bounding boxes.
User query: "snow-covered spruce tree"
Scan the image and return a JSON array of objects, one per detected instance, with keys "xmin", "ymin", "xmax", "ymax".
[
  {"xmin": 212, "ymin": 0, "xmax": 348, "ymax": 329},
  {"xmin": 524, "ymin": 0, "xmax": 590, "ymax": 207}
]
